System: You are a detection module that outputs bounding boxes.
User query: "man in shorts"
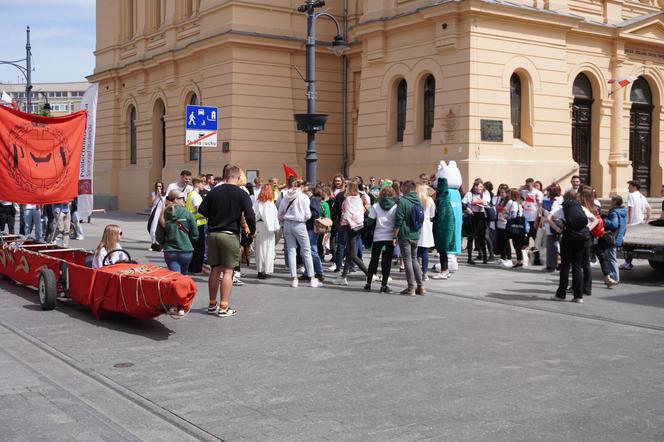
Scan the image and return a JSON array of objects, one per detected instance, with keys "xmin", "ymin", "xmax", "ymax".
[{"xmin": 198, "ymin": 165, "xmax": 255, "ymax": 317}]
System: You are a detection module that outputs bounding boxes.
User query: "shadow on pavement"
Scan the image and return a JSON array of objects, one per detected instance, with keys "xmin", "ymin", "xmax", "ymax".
[
  {"xmin": 602, "ymin": 292, "xmax": 664, "ymax": 309},
  {"xmin": 1, "ymin": 280, "xmax": 174, "ymax": 341},
  {"xmin": 486, "ymin": 292, "xmax": 547, "ymax": 301}
]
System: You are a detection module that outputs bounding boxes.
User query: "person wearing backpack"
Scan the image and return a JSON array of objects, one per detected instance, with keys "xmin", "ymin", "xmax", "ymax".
[
  {"xmin": 603, "ymin": 195, "xmax": 627, "ymax": 284},
  {"xmin": 334, "ymin": 181, "xmax": 368, "ymax": 286},
  {"xmin": 547, "ymin": 190, "xmax": 597, "ymax": 303},
  {"xmin": 462, "ymin": 180, "xmax": 490, "ymax": 264},
  {"xmin": 393, "ymin": 180, "xmax": 425, "ymax": 296},
  {"xmin": 302, "ymin": 183, "xmax": 324, "ymax": 282},
  {"xmin": 505, "ymin": 188, "xmax": 525, "ymax": 268},
  {"xmin": 580, "ymin": 187, "xmax": 616, "ymax": 290}
]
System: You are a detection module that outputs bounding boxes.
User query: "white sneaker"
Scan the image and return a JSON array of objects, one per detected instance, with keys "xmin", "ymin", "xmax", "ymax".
[
  {"xmin": 310, "ymin": 278, "xmax": 320, "ymax": 288},
  {"xmin": 232, "ymin": 276, "xmax": 244, "ymax": 287},
  {"xmin": 333, "ymin": 276, "xmax": 348, "ymax": 286},
  {"xmin": 233, "ymin": 270, "xmax": 243, "ymax": 279},
  {"xmin": 372, "ymin": 274, "xmax": 380, "ymax": 282},
  {"xmin": 422, "ymin": 274, "xmax": 429, "ymax": 281},
  {"xmin": 291, "ymin": 278, "xmax": 299, "ymax": 288},
  {"xmin": 298, "ymin": 266, "xmax": 305, "ymax": 273},
  {"xmin": 430, "ymin": 272, "xmax": 448, "ymax": 280},
  {"xmin": 619, "ymin": 262, "xmax": 633, "ymax": 270},
  {"xmin": 328, "ymin": 263, "xmax": 337, "ymax": 272}
]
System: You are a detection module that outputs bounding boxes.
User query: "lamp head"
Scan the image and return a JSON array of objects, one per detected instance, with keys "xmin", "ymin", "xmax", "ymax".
[{"xmin": 330, "ymin": 34, "xmax": 347, "ymax": 57}]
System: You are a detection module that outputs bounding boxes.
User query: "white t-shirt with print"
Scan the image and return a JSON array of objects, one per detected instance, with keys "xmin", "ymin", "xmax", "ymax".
[
  {"xmin": 521, "ymin": 188, "xmax": 543, "ymax": 222},
  {"xmin": 418, "ymin": 197, "xmax": 436, "ymax": 248},
  {"xmin": 626, "ymin": 190, "xmax": 650, "ymax": 225}
]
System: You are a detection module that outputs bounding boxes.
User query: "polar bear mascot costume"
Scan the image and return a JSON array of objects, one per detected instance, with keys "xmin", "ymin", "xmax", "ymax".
[{"xmin": 433, "ymin": 160, "xmax": 463, "ymax": 272}]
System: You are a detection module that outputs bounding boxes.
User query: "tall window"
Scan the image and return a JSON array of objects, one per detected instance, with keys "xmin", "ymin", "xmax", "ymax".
[
  {"xmin": 397, "ymin": 79, "xmax": 407, "ymax": 143},
  {"xmin": 189, "ymin": 94, "xmax": 199, "ymax": 161},
  {"xmin": 154, "ymin": 0, "xmax": 164, "ymax": 29},
  {"xmin": 129, "ymin": 106, "xmax": 137, "ymax": 165},
  {"xmin": 126, "ymin": 0, "xmax": 136, "ymax": 40},
  {"xmin": 510, "ymin": 73, "xmax": 522, "ymax": 139},
  {"xmin": 423, "ymin": 75, "xmax": 435, "ymax": 141}
]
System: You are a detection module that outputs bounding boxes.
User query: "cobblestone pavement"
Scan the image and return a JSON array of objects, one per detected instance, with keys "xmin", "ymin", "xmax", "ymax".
[{"xmin": 1, "ymin": 212, "xmax": 663, "ymax": 441}]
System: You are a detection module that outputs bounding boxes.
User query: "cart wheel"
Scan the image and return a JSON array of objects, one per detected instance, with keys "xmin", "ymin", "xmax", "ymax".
[
  {"xmin": 648, "ymin": 260, "xmax": 664, "ymax": 272},
  {"xmin": 38, "ymin": 268, "xmax": 57, "ymax": 311}
]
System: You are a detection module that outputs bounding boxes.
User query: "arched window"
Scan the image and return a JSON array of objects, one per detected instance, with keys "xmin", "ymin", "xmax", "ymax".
[
  {"xmin": 129, "ymin": 106, "xmax": 137, "ymax": 165},
  {"xmin": 510, "ymin": 73, "xmax": 521, "ymax": 139},
  {"xmin": 573, "ymin": 73, "xmax": 592, "ymax": 99},
  {"xmin": 188, "ymin": 94, "xmax": 199, "ymax": 161},
  {"xmin": 396, "ymin": 79, "xmax": 407, "ymax": 143},
  {"xmin": 630, "ymin": 77, "xmax": 652, "ymax": 104},
  {"xmin": 423, "ymin": 75, "xmax": 435, "ymax": 141}
]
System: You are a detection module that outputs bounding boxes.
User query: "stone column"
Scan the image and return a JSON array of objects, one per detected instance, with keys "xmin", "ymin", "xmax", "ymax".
[{"xmin": 607, "ymin": 55, "xmax": 631, "ymax": 195}]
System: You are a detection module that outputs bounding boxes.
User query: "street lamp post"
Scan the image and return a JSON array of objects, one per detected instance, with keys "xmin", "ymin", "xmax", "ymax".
[
  {"xmin": 294, "ymin": 0, "xmax": 347, "ymax": 185},
  {"xmin": 0, "ymin": 27, "xmax": 33, "ymax": 112}
]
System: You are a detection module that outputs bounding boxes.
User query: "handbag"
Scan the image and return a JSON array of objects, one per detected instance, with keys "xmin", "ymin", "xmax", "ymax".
[
  {"xmin": 506, "ymin": 216, "xmax": 525, "ymax": 238},
  {"xmin": 314, "ymin": 217, "xmax": 333, "ymax": 235}
]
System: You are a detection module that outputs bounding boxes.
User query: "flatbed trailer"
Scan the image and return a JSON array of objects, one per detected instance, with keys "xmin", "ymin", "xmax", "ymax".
[{"xmin": 620, "ymin": 224, "xmax": 664, "ymax": 272}]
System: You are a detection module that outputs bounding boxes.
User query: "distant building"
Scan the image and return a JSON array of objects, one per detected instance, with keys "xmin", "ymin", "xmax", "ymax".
[
  {"xmin": 0, "ymin": 82, "xmax": 89, "ymax": 116},
  {"xmin": 91, "ymin": 1, "xmax": 664, "ymax": 212}
]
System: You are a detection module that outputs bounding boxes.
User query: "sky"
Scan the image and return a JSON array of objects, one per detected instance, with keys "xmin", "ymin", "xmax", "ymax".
[{"xmin": 0, "ymin": 0, "xmax": 95, "ymax": 85}]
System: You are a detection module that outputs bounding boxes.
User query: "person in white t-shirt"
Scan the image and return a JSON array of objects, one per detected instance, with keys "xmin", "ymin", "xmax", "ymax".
[
  {"xmin": 92, "ymin": 224, "xmax": 125, "ymax": 268},
  {"xmin": 165, "ymin": 170, "xmax": 193, "ymax": 196},
  {"xmin": 365, "ymin": 187, "xmax": 398, "ymax": 293},
  {"xmin": 520, "ymin": 178, "xmax": 544, "ymax": 266},
  {"xmin": 621, "ymin": 180, "xmax": 652, "ymax": 270},
  {"xmin": 416, "ymin": 183, "xmax": 436, "ymax": 280}
]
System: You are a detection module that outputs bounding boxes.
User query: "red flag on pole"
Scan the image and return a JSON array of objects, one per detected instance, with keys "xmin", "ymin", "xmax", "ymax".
[
  {"xmin": 283, "ymin": 163, "xmax": 299, "ymax": 182},
  {"xmin": 608, "ymin": 76, "xmax": 638, "ymax": 95},
  {"xmin": 0, "ymin": 105, "xmax": 87, "ymax": 204}
]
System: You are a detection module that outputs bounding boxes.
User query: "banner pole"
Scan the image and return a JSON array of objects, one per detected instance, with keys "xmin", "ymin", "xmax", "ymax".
[{"xmin": 198, "ymin": 146, "xmax": 202, "ymax": 176}]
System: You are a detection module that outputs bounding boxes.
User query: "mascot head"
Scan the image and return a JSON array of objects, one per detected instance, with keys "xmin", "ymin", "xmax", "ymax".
[{"xmin": 434, "ymin": 160, "xmax": 462, "ymax": 189}]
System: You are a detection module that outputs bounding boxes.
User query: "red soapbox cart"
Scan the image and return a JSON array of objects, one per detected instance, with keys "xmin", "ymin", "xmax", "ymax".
[{"xmin": 0, "ymin": 235, "xmax": 197, "ymax": 320}]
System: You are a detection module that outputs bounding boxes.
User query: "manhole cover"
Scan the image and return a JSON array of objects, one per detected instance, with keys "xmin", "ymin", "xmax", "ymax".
[{"xmin": 113, "ymin": 362, "xmax": 134, "ymax": 368}]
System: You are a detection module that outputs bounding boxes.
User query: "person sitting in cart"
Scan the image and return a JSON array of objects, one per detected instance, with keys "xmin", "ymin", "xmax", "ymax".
[{"xmin": 92, "ymin": 224, "xmax": 125, "ymax": 268}]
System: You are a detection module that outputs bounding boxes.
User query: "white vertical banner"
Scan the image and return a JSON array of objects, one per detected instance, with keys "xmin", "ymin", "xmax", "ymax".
[{"xmin": 77, "ymin": 83, "xmax": 98, "ymax": 221}]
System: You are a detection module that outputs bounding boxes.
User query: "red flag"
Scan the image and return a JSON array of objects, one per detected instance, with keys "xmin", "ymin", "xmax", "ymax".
[
  {"xmin": 0, "ymin": 105, "xmax": 87, "ymax": 204},
  {"xmin": 608, "ymin": 76, "xmax": 638, "ymax": 95},
  {"xmin": 283, "ymin": 163, "xmax": 299, "ymax": 182}
]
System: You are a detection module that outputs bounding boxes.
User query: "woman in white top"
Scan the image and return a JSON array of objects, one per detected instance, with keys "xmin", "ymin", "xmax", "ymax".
[
  {"xmin": 493, "ymin": 184, "xmax": 510, "ymax": 262},
  {"xmin": 92, "ymin": 224, "xmax": 125, "ymax": 269},
  {"xmin": 462, "ymin": 180, "xmax": 490, "ymax": 264},
  {"xmin": 278, "ymin": 178, "xmax": 319, "ymax": 288},
  {"xmin": 364, "ymin": 187, "xmax": 398, "ymax": 293},
  {"xmin": 540, "ymin": 183, "xmax": 563, "ymax": 271},
  {"xmin": 505, "ymin": 188, "xmax": 525, "ymax": 267},
  {"xmin": 254, "ymin": 184, "xmax": 280, "ymax": 279},
  {"xmin": 416, "ymin": 183, "xmax": 436, "ymax": 279},
  {"xmin": 149, "ymin": 181, "xmax": 166, "ymax": 251}
]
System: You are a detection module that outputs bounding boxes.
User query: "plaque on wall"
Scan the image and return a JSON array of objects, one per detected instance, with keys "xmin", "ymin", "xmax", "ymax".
[{"xmin": 480, "ymin": 119, "xmax": 503, "ymax": 142}]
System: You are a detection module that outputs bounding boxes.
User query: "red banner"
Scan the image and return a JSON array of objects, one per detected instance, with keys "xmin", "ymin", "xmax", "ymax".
[
  {"xmin": 0, "ymin": 105, "xmax": 87, "ymax": 204},
  {"xmin": 283, "ymin": 163, "xmax": 299, "ymax": 183}
]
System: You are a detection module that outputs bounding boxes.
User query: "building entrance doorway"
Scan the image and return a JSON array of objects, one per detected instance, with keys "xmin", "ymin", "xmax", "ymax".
[
  {"xmin": 629, "ymin": 77, "xmax": 653, "ymax": 195},
  {"xmin": 151, "ymin": 99, "xmax": 166, "ymax": 186},
  {"xmin": 571, "ymin": 73, "xmax": 593, "ymax": 186}
]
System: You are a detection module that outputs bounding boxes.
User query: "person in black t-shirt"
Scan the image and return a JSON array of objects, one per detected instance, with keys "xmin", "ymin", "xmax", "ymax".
[{"xmin": 198, "ymin": 165, "xmax": 255, "ymax": 318}]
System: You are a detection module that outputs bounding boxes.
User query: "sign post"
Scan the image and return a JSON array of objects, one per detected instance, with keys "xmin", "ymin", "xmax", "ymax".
[{"xmin": 185, "ymin": 105, "xmax": 219, "ymax": 175}]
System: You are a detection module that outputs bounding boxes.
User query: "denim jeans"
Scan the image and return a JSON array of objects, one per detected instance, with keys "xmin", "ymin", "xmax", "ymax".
[
  {"xmin": 335, "ymin": 226, "xmax": 348, "ymax": 269},
  {"xmin": 306, "ymin": 230, "xmax": 323, "ymax": 276},
  {"xmin": 399, "ymin": 238, "xmax": 423, "ymax": 289},
  {"xmin": 608, "ymin": 247, "xmax": 619, "ymax": 282},
  {"xmin": 23, "ymin": 208, "xmax": 42, "ymax": 240},
  {"xmin": 164, "ymin": 251, "xmax": 193, "ymax": 275},
  {"xmin": 283, "ymin": 220, "xmax": 314, "ymax": 278},
  {"xmin": 417, "ymin": 246, "xmax": 429, "ymax": 274}
]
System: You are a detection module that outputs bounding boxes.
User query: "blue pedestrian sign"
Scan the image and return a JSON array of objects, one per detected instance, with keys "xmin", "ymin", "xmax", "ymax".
[{"xmin": 185, "ymin": 105, "xmax": 219, "ymax": 147}]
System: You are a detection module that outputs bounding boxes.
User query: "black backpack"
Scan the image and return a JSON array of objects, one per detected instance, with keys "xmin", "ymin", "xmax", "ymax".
[{"xmin": 562, "ymin": 200, "xmax": 590, "ymax": 241}]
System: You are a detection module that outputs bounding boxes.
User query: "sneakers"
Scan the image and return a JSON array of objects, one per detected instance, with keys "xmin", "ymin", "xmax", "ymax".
[
  {"xmin": 328, "ymin": 263, "xmax": 337, "ymax": 272},
  {"xmin": 400, "ymin": 287, "xmax": 416, "ymax": 296},
  {"xmin": 380, "ymin": 285, "xmax": 392, "ymax": 294},
  {"xmin": 415, "ymin": 286, "xmax": 427, "ymax": 296},
  {"xmin": 550, "ymin": 295, "xmax": 566, "ymax": 302},
  {"xmin": 217, "ymin": 306, "xmax": 237, "ymax": 317},
  {"xmin": 604, "ymin": 275, "xmax": 618, "ymax": 288},
  {"xmin": 233, "ymin": 276, "xmax": 244, "ymax": 286},
  {"xmin": 291, "ymin": 278, "xmax": 299, "ymax": 288},
  {"xmin": 207, "ymin": 303, "xmax": 219, "ymax": 314},
  {"xmin": 619, "ymin": 262, "xmax": 634, "ymax": 270},
  {"xmin": 332, "ymin": 276, "xmax": 348, "ymax": 286},
  {"xmin": 310, "ymin": 278, "xmax": 321, "ymax": 288},
  {"xmin": 372, "ymin": 274, "xmax": 380, "ymax": 282},
  {"xmin": 431, "ymin": 271, "xmax": 449, "ymax": 280},
  {"xmin": 314, "ymin": 274, "xmax": 325, "ymax": 282},
  {"xmin": 422, "ymin": 274, "xmax": 429, "ymax": 281},
  {"xmin": 572, "ymin": 298, "xmax": 584, "ymax": 304}
]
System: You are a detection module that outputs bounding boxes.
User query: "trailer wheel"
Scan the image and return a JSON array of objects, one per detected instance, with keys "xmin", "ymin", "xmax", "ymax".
[
  {"xmin": 648, "ymin": 260, "xmax": 664, "ymax": 272},
  {"xmin": 38, "ymin": 268, "xmax": 57, "ymax": 311}
]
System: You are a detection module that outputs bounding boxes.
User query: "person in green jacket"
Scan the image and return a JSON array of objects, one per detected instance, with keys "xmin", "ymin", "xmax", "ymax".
[
  {"xmin": 393, "ymin": 180, "xmax": 425, "ymax": 296},
  {"xmin": 156, "ymin": 190, "xmax": 199, "ymax": 275}
]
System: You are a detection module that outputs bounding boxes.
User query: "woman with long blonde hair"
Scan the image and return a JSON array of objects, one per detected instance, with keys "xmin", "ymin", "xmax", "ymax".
[
  {"xmin": 254, "ymin": 183, "xmax": 280, "ymax": 279},
  {"xmin": 416, "ymin": 183, "xmax": 436, "ymax": 279},
  {"xmin": 92, "ymin": 224, "xmax": 124, "ymax": 268}
]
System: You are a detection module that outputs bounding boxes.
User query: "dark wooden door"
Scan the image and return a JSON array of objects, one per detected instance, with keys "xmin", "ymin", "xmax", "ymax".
[
  {"xmin": 629, "ymin": 104, "xmax": 652, "ymax": 195},
  {"xmin": 572, "ymin": 99, "xmax": 592, "ymax": 186}
]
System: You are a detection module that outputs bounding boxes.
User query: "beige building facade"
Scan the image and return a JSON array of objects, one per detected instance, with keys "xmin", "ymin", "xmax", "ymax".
[{"xmin": 91, "ymin": 0, "xmax": 664, "ymax": 211}]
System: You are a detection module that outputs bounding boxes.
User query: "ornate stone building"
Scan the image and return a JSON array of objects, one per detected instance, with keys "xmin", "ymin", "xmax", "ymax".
[{"xmin": 91, "ymin": 0, "xmax": 664, "ymax": 210}]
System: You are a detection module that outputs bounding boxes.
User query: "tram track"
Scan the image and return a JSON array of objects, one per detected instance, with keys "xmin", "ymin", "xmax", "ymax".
[{"xmin": 0, "ymin": 318, "xmax": 224, "ymax": 442}]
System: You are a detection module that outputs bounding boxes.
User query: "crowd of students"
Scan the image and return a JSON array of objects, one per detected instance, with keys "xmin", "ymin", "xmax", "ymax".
[
  {"xmin": 0, "ymin": 199, "xmax": 85, "ymax": 246},
  {"xmin": 82, "ymin": 167, "xmax": 663, "ymax": 317}
]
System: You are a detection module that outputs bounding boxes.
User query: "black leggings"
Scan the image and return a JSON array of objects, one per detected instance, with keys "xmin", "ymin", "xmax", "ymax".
[
  {"xmin": 439, "ymin": 252, "xmax": 448, "ymax": 271},
  {"xmin": 468, "ymin": 212, "xmax": 487, "ymax": 261},
  {"xmin": 510, "ymin": 232, "xmax": 523, "ymax": 262},
  {"xmin": 366, "ymin": 240, "xmax": 395, "ymax": 286},
  {"xmin": 342, "ymin": 228, "xmax": 368, "ymax": 277},
  {"xmin": 496, "ymin": 228, "xmax": 511, "ymax": 260}
]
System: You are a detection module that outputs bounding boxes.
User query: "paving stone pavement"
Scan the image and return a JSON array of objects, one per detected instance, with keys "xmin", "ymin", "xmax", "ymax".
[{"xmin": 0, "ymin": 212, "xmax": 663, "ymax": 441}]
